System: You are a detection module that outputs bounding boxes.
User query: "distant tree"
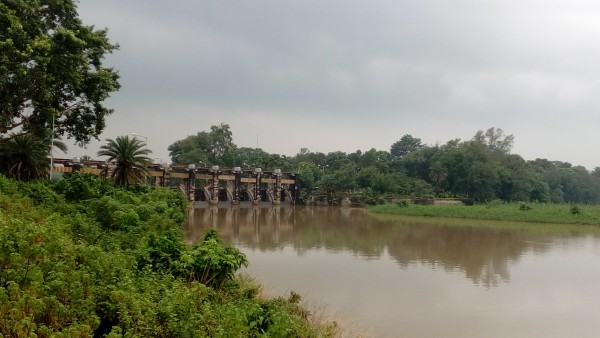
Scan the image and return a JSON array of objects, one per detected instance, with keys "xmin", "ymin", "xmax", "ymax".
[
  {"xmin": 472, "ymin": 128, "xmax": 514, "ymax": 153},
  {"xmin": 0, "ymin": 0, "xmax": 120, "ymax": 145},
  {"xmin": 330, "ymin": 163, "xmax": 358, "ymax": 192},
  {"xmin": 400, "ymin": 146, "xmax": 439, "ymax": 180},
  {"xmin": 390, "ymin": 134, "xmax": 423, "ymax": 159},
  {"xmin": 168, "ymin": 123, "xmax": 236, "ymax": 166},
  {"xmin": 371, "ymin": 172, "xmax": 397, "ymax": 194},
  {"xmin": 234, "ymin": 147, "xmax": 269, "ymax": 168},
  {"xmin": 410, "ymin": 179, "xmax": 434, "ymax": 198},
  {"xmin": 358, "ymin": 148, "xmax": 390, "ymax": 172},
  {"xmin": 324, "ymin": 151, "xmax": 352, "ymax": 171},
  {"xmin": 467, "ymin": 162, "xmax": 500, "ymax": 202},
  {"xmin": 98, "ymin": 136, "xmax": 151, "ymax": 186},
  {"xmin": 208, "ymin": 123, "xmax": 236, "ymax": 165},
  {"xmin": 429, "ymin": 161, "xmax": 448, "ymax": 194},
  {"xmin": 168, "ymin": 132, "xmax": 210, "ymax": 165},
  {"xmin": 357, "ymin": 166, "xmax": 379, "ymax": 189},
  {"xmin": 291, "ymin": 148, "xmax": 326, "ymax": 167}
]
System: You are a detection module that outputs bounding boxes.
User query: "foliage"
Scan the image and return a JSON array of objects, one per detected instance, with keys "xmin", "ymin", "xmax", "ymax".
[
  {"xmin": 54, "ymin": 172, "xmax": 113, "ymax": 201},
  {"xmin": 136, "ymin": 230, "xmax": 185, "ymax": 274},
  {"xmin": 208, "ymin": 123, "xmax": 236, "ymax": 165},
  {"xmin": 570, "ymin": 205, "xmax": 581, "ymax": 215},
  {"xmin": 177, "ymin": 229, "xmax": 249, "ymax": 288},
  {"xmin": 519, "ymin": 203, "xmax": 532, "ymax": 211},
  {"xmin": 0, "ymin": 0, "xmax": 120, "ymax": 144},
  {"xmin": 472, "ymin": 127, "xmax": 514, "ymax": 153},
  {"xmin": 170, "ymin": 123, "xmax": 600, "ymax": 206},
  {"xmin": 390, "ymin": 134, "xmax": 423, "ymax": 159},
  {"xmin": 396, "ymin": 199, "xmax": 410, "ymax": 207},
  {"xmin": 0, "ymin": 134, "xmax": 51, "ymax": 180},
  {"xmin": 168, "ymin": 123, "xmax": 237, "ymax": 166},
  {"xmin": 370, "ymin": 202, "xmax": 600, "ymax": 225},
  {"xmin": 0, "ymin": 174, "xmax": 329, "ymax": 337},
  {"xmin": 98, "ymin": 135, "xmax": 152, "ymax": 186}
]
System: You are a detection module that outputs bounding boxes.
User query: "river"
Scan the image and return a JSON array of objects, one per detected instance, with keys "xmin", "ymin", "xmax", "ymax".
[{"xmin": 185, "ymin": 205, "xmax": 600, "ymax": 337}]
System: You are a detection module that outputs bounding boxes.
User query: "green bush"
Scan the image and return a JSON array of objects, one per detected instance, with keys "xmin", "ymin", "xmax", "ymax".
[
  {"xmin": 176, "ymin": 229, "xmax": 249, "ymax": 288},
  {"xmin": 519, "ymin": 203, "xmax": 532, "ymax": 211},
  {"xmin": 0, "ymin": 175, "xmax": 331, "ymax": 337},
  {"xmin": 54, "ymin": 172, "xmax": 113, "ymax": 202},
  {"xmin": 396, "ymin": 199, "xmax": 410, "ymax": 207},
  {"xmin": 136, "ymin": 230, "xmax": 185, "ymax": 274}
]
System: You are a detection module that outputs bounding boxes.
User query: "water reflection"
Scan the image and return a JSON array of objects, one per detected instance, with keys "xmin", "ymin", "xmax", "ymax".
[
  {"xmin": 185, "ymin": 206, "xmax": 566, "ymax": 287},
  {"xmin": 186, "ymin": 206, "xmax": 600, "ymax": 337}
]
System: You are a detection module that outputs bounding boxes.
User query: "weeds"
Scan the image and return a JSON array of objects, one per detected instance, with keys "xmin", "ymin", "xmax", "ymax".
[{"xmin": 0, "ymin": 174, "xmax": 333, "ymax": 337}]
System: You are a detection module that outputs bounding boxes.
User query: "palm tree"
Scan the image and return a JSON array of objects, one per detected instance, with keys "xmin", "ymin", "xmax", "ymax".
[
  {"xmin": 0, "ymin": 133, "xmax": 66, "ymax": 181},
  {"xmin": 98, "ymin": 135, "xmax": 152, "ymax": 186}
]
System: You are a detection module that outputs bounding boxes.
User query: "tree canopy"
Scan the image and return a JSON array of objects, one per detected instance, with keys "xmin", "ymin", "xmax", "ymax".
[
  {"xmin": 0, "ymin": 0, "xmax": 120, "ymax": 145},
  {"xmin": 168, "ymin": 123, "xmax": 236, "ymax": 166},
  {"xmin": 170, "ymin": 125, "xmax": 600, "ymax": 205}
]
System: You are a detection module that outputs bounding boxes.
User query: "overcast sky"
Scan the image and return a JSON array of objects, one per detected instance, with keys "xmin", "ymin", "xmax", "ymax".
[{"xmin": 72, "ymin": 0, "xmax": 600, "ymax": 169}]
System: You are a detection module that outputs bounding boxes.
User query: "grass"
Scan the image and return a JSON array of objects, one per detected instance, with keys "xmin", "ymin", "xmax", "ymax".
[{"xmin": 369, "ymin": 201, "xmax": 600, "ymax": 226}]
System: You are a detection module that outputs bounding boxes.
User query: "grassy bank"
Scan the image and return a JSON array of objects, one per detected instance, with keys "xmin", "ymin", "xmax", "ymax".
[
  {"xmin": 0, "ymin": 174, "xmax": 335, "ymax": 337},
  {"xmin": 369, "ymin": 201, "xmax": 600, "ymax": 225}
]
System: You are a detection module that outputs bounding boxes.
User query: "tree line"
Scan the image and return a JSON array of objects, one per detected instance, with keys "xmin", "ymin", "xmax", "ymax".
[
  {"xmin": 2, "ymin": 1, "xmax": 599, "ymax": 204},
  {"xmin": 168, "ymin": 124, "xmax": 600, "ymax": 204}
]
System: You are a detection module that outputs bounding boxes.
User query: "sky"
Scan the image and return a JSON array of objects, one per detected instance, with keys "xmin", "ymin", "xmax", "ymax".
[{"xmin": 70, "ymin": 0, "xmax": 600, "ymax": 169}]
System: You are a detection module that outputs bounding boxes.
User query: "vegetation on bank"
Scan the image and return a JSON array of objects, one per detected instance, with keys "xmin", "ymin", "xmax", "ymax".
[
  {"xmin": 0, "ymin": 173, "xmax": 335, "ymax": 337},
  {"xmin": 165, "ymin": 125, "xmax": 600, "ymax": 206},
  {"xmin": 369, "ymin": 201, "xmax": 600, "ymax": 225}
]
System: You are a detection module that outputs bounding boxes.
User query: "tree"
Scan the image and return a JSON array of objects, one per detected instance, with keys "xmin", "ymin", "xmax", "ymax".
[
  {"xmin": 390, "ymin": 134, "xmax": 423, "ymax": 159},
  {"xmin": 467, "ymin": 162, "xmax": 500, "ymax": 202},
  {"xmin": 0, "ymin": 133, "xmax": 59, "ymax": 181},
  {"xmin": 429, "ymin": 161, "xmax": 448, "ymax": 194},
  {"xmin": 168, "ymin": 132, "xmax": 210, "ymax": 165},
  {"xmin": 0, "ymin": 0, "xmax": 120, "ymax": 145},
  {"xmin": 472, "ymin": 128, "xmax": 514, "ymax": 153},
  {"xmin": 358, "ymin": 148, "xmax": 390, "ymax": 172},
  {"xmin": 98, "ymin": 136, "xmax": 151, "ymax": 186},
  {"xmin": 208, "ymin": 123, "xmax": 236, "ymax": 166},
  {"xmin": 168, "ymin": 123, "xmax": 236, "ymax": 166}
]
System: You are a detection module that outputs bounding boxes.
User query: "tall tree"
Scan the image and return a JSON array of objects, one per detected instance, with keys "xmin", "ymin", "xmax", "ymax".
[
  {"xmin": 168, "ymin": 123, "xmax": 236, "ymax": 166},
  {"xmin": 0, "ymin": 0, "xmax": 120, "ymax": 145},
  {"xmin": 208, "ymin": 123, "xmax": 236, "ymax": 166},
  {"xmin": 98, "ymin": 136, "xmax": 151, "ymax": 186},
  {"xmin": 390, "ymin": 134, "xmax": 423, "ymax": 159},
  {"xmin": 168, "ymin": 132, "xmax": 210, "ymax": 165},
  {"xmin": 472, "ymin": 127, "xmax": 514, "ymax": 154}
]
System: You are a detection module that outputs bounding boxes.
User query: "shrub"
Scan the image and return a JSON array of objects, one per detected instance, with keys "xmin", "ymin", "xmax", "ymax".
[
  {"xmin": 519, "ymin": 203, "xmax": 532, "ymax": 211},
  {"xmin": 396, "ymin": 199, "xmax": 410, "ymax": 207},
  {"xmin": 54, "ymin": 173, "xmax": 113, "ymax": 202},
  {"xmin": 176, "ymin": 229, "xmax": 249, "ymax": 288},
  {"xmin": 570, "ymin": 205, "xmax": 581, "ymax": 215},
  {"xmin": 0, "ymin": 176, "xmax": 329, "ymax": 337},
  {"xmin": 136, "ymin": 230, "xmax": 185, "ymax": 274}
]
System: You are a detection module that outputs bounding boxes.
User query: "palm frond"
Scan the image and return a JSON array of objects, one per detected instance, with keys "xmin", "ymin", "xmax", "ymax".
[{"xmin": 98, "ymin": 135, "xmax": 152, "ymax": 186}]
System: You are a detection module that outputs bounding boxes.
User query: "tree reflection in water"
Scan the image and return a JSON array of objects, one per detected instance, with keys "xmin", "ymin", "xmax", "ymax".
[{"xmin": 186, "ymin": 206, "xmax": 572, "ymax": 287}]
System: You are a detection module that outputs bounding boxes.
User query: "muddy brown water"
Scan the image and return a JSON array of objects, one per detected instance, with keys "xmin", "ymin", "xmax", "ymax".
[{"xmin": 185, "ymin": 205, "xmax": 600, "ymax": 338}]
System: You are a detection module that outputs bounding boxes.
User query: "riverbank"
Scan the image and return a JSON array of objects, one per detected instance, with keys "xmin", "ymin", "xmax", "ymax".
[
  {"xmin": 0, "ymin": 174, "xmax": 336, "ymax": 337},
  {"xmin": 369, "ymin": 202, "xmax": 600, "ymax": 225}
]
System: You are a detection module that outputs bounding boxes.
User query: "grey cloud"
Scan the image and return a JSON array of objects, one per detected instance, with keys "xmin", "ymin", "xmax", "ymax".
[{"xmin": 75, "ymin": 0, "xmax": 600, "ymax": 169}]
